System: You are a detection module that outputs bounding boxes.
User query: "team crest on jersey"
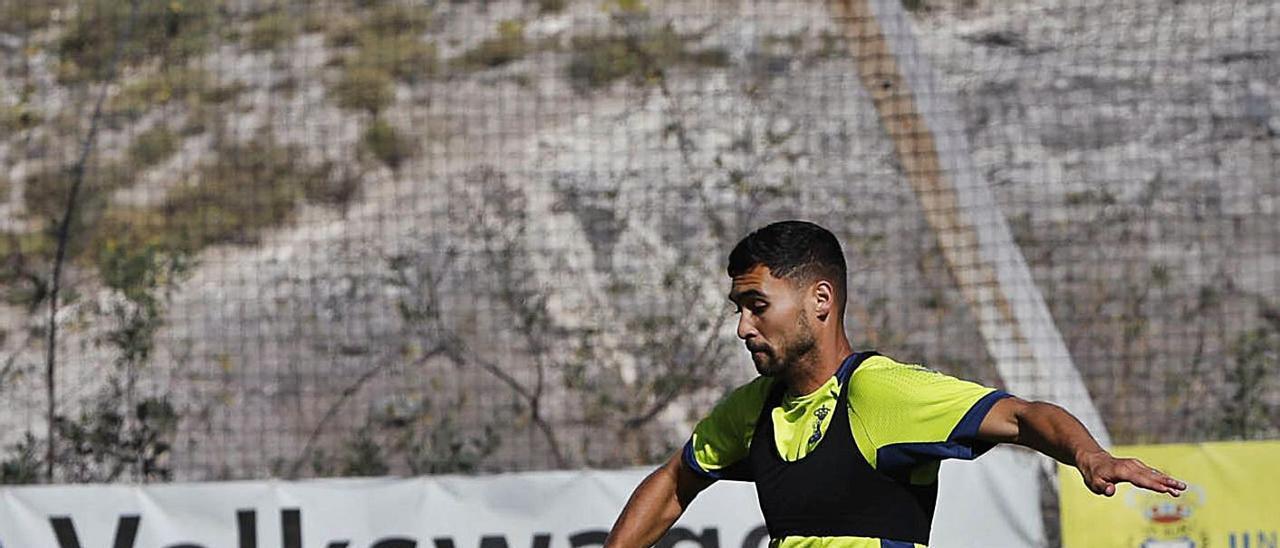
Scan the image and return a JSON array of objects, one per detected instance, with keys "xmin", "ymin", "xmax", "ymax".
[{"xmin": 807, "ymin": 406, "xmax": 830, "ymax": 447}]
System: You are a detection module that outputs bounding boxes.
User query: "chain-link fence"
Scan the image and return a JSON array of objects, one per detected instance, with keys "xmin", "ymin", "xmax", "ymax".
[{"xmin": 0, "ymin": 0, "xmax": 1276, "ymax": 484}]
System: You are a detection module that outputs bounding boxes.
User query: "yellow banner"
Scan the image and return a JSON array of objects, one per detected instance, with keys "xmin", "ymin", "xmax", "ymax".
[{"xmin": 1060, "ymin": 440, "xmax": 1280, "ymax": 548}]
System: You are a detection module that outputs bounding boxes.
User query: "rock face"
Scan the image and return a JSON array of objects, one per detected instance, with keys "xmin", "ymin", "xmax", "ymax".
[{"xmin": 0, "ymin": 0, "xmax": 1275, "ymax": 481}]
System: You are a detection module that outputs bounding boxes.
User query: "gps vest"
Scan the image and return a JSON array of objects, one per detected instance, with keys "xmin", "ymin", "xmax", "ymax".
[{"xmin": 747, "ymin": 351, "xmax": 937, "ymax": 545}]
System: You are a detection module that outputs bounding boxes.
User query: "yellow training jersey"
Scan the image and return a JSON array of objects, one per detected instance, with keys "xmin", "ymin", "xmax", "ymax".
[{"xmin": 683, "ymin": 354, "xmax": 1009, "ymax": 548}]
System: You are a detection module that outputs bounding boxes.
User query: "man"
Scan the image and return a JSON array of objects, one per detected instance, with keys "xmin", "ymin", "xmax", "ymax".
[{"xmin": 604, "ymin": 220, "xmax": 1186, "ymax": 548}]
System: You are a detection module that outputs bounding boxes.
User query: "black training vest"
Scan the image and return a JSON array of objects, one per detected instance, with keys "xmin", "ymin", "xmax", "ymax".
[{"xmin": 747, "ymin": 351, "xmax": 936, "ymax": 545}]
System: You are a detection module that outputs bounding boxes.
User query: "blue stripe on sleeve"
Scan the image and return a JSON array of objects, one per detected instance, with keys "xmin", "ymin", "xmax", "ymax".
[
  {"xmin": 948, "ymin": 389, "xmax": 1013, "ymax": 442},
  {"xmin": 682, "ymin": 438, "xmax": 722, "ymax": 480},
  {"xmin": 874, "ymin": 390, "xmax": 1013, "ymax": 475}
]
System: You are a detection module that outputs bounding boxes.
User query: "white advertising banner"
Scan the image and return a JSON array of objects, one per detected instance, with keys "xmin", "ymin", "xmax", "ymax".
[{"xmin": 0, "ymin": 447, "xmax": 1041, "ymax": 548}]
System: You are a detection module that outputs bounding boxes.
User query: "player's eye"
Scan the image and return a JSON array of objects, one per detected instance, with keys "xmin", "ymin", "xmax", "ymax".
[{"xmin": 728, "ymin": 299, "xmax": 765, "ymax": 315}]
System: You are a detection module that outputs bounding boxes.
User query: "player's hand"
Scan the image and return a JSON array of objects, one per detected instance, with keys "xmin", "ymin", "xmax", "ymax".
[{"xmin": 1075, "ymin": 450, "xmax": 1187, "ymax": 497}]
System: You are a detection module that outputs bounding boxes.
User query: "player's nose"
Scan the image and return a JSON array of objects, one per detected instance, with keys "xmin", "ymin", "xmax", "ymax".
[{"xmin": 736, "ymin": 313, "xmax": 757, "ymax": 340}]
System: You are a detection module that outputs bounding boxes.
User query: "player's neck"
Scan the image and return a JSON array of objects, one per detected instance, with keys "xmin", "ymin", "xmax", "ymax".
[{"xmin": 784, "ymin": 331, "xmax": 854, "ymax": 397}]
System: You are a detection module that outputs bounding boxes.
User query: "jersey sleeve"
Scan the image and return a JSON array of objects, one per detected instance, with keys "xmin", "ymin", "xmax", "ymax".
[
  {"xmin": 682, "ymin": 376, "xmax": 773, "ymax": 481},
  {"xmin": 847, "ymin": 356, "xmax": 1011, "ymax": 476}
]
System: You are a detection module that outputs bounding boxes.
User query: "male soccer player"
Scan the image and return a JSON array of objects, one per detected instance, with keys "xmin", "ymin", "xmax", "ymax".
[{"xmin": 604, "ymin": 220, "xmax": 1186, "ymax": 548}]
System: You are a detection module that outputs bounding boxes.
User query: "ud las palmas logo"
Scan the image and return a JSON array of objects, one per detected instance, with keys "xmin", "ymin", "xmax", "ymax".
[{"xmin": 1124, "ymin": 483, "xmax": 1208, "ymax": 548}]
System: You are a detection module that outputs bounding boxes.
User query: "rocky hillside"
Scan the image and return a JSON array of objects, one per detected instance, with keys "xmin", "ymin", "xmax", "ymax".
[{"xmin": 0, "ymin": 0, "xmax": 1275, "ymax": 482}]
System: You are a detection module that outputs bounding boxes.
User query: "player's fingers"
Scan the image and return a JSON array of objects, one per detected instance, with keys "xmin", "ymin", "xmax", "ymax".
[
  {"xmin": 1128, "ymin": 474, "xmax": 1172, "ymax": 493},
  {"xmin": 1139, "ymin": 464, "xmax": 1187, "ymax": 492},
  {"xmin": 1154, "ymin": 473, "xmax": 1187, "ymax": 494},
  {"xmin": 1124, "ymin": 462, "xmax": 1158, "ymax": 481},
  {"xmin": 1123, "ymin": 466, "xmax": 1185, "ymax": 496},
  {"xmin": 1144, "ymin": 466, "xmax": 1182, "ymax": 485}
]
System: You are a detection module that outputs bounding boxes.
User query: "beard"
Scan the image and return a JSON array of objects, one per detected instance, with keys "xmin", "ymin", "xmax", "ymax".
[{"xmin": 752, "ymin": 315, "xmax": 817, "ymax": 377}]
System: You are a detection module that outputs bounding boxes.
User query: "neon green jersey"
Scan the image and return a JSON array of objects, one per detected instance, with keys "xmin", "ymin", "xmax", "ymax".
[{"xmin": 683, "ymin": 354, "xmax": 1010, "ymax": 548}]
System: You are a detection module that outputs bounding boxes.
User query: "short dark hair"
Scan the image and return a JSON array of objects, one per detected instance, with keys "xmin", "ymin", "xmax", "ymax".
[{"xmin": 727, "ymin": 220, "xmax": 847, "ymax": 306}]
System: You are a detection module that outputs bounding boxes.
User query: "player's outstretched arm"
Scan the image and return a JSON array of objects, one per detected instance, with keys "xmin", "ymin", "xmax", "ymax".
[
  {"xmin": 976, "ymin": 397, "xmax": 1187, "ymax": 498},
  {"xmin": 604, "ymin": 449, "xmax": 715, "ymax": 548}
]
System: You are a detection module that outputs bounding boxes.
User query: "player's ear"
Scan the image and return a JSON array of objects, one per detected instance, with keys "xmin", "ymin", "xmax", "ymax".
[{"xmin": 813, "ymin": 280, "xmax": 834, "ymax": 321}]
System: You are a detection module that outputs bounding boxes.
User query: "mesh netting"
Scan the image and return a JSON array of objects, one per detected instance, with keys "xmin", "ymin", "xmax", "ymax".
[{"xmin": 0, "ymin": 0, "xmax": 1276, "ymax": 483}]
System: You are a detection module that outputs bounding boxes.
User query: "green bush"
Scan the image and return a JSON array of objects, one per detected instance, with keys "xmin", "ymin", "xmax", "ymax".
[
  {"xmin": 341, "ymin": 432, "xmax": 389, "ymax": 476},
  {"xmin": 162, "ymin": 140, "xmax": 330, "ymax": 248},
  {"xmin": 0, "ymin": 3, "xmax": 57, "ymax": 34},
  {"xmin": 0, "ymin": 230, "xmax": 57, "ymax": 308},
  {"xmin": 349, "ymin": 34, "xmax": 438, "ymax": 82},
  {"xmin": 301, "ymin": 168, "xmax": 361, "ymax": 210},
  {"xmin": 538, "ymin": 0, "xmax": 569, "ymax": 14},
  {"xmin": 452, "ymin": 20, "xmax": 530, "ymax": 71},
  {"xmin": 363, "ymin": 118, "xmax": 414, "ymax": 169},
  {"xmin": 902, "ymin": 0, "xmax": 928, "ymax": 12},
  {"xmin": 364, "ymin": 3, "xmax": 431, "ymax": 38},
  {"xmin": 84, "ymin": 140, "xmax": 352, "ymax": 264},
  {"xmin": 23, "ymin": 162, "xmax": 131, "ymax": 225},
  {"xmin": 565, "ymin": 28, "xmax": 728, "ymax": 91},
  {"xmin": 58, "ymin": 0, "xmax": 219, "ymax": 84},
  {"xmin": 0, "ymin": 231, "xmax": 54, "ymax": 261},
  {"xmin": 98, "ymin": 238, "xmax": 189, "ymax": 313},
  {"xmin": 565, "ymin": 37, "xmax": 641, "ymax": 90},
  {"xmin": 612, "ymin": 0, "xmax": 646, "ymax": 13},
  {"xmin": 331, "ymin": 65, "xmax": 395, "ymax": 114},
  {"xmin": 245, "ymin": 11, "xmax": 300, "ymax": 51},
  {"xmin": 129, "ymin": 126, "xmax": 180, "ymax": 168},
  {"xmin": 109, "ymin": 68, "xmax": 213, "ymax": 119},
  {"xmin": 180, "ymin": 103, "xmax": 216, "ymax": 135},
  {"xmin": 51, "ymin": 384, "xmax": 181, "ymax": 482},
  {"xmin": 301, "ymin": 11, "xmax": 329, "ymax": 34},
  {"xmin": 0, "ymin": 103, "xmax": 41, "ymax": 134},
  {"xmin": 1218, "ymin": 324, "xmax": 1280, "ymax": 438},
  {"xmin": 325, "ymin": 4, "xmax": 437, "ymax": 105},
  {"xmin": 200, "ymin": 81, "xmax": 247, "ymax": 105},
  {"xmin": 0, "ymin": 433, "xmax": 42, "ymax": 484},
  {"xmin": 91, "ymin": 208, "xmax": 181, "ymax": 256},
  {"xmin": 18, "ymin": 161, "xmax": 133, "ymax": 274},
  {"xmin": 325, "ymin": 3, "xmax": 428, "ymax": 52},
  {"xmin": 323, "ymin": 13, "xmax": 363, "ymax": 47}
]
